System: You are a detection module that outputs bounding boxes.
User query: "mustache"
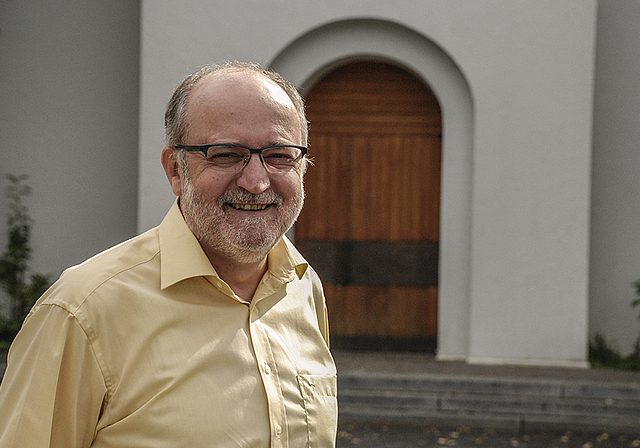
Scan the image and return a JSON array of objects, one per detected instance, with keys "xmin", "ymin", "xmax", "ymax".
[{"xmin": 217, "ymin": 189, "xmax": 285, "ymax": 207}]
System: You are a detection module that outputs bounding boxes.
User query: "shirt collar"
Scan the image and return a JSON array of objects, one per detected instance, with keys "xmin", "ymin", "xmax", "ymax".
[
  {"xmin": 159, "ymin": 199, "xmax": 308, "ymax": 289},
  {"xmin": 159, "ymin": 200, "xmax": 217, "ymax": 289},
  {"xmin": 268, "ymin": 236, "xmax": 309, "ymax": 283}
]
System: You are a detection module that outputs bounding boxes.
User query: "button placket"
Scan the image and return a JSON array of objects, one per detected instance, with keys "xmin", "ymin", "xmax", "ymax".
[{"xmin": 249, "ymin": 310, "xmax": 287, "ymax": 447}]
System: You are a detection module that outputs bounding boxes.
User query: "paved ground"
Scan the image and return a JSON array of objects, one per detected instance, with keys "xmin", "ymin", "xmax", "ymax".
[
  {"xmin": 333, "ymin": 350, "xmax": 640, "ymax": 447},
  {"xmin": 336, "ymin": 421, "xmax": 640, "ymax": 447}
]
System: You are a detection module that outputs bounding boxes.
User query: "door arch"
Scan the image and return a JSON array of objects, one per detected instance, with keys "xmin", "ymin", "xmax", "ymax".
[{"xmin": 295, "ymin": 60, "xmax": 442, "ymax": 351}]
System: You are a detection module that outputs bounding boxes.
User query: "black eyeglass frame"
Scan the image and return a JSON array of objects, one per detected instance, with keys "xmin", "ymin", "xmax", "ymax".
[
  {"xmin": 174, "ymin": 143, "xmax": 308, "ymax": 172},
  {"xmin": 175, "ymin": 143, "xmax": 307, "ymax": 157}
]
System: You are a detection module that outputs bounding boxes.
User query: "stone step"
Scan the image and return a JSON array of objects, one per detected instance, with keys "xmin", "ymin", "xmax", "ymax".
[
  {"xmin": 337, "ymin": 372, "xmax": 640, "ymax": 432},
  {"xmin": 340, "ymin": 371, "xmax": 640, "ymax": 401}
]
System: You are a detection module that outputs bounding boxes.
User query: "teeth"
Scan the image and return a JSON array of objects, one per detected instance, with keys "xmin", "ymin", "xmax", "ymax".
[{"xmin": 231, "ymin": 203, "xmax": 269, "ymax": 211}]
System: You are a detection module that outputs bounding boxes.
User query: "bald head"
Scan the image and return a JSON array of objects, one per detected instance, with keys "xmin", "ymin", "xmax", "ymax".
[
  {"xmin": 164, "ymin": 62, "xmax": 308, "ymax": 149},
  {"xmin": 184, "ymin": 70, "xmax": 302, "ymax": 148}
]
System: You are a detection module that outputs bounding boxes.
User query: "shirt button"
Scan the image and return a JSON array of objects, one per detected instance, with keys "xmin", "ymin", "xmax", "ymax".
[
  {"xmin": 216, "ymin": 281, "xmax": 222, "ymax": 288},
  {"xmin": 275, "ymin": 424, "xmax": 282, "ymax": 436},
  {"xmin": 263, "ymin": 361, "xmax": 272, "ymax": 375}
]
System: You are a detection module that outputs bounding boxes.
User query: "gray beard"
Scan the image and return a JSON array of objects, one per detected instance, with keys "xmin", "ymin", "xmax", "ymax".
[{"xmin": 180, "ymin": 176, "xmax": 304, "ymax": 264}]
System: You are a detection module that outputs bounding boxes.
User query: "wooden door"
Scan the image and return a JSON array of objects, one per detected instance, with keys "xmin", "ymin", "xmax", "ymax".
[{"xmin": 295, "ymin": 61, "xmax": 442, "ymax": 351}]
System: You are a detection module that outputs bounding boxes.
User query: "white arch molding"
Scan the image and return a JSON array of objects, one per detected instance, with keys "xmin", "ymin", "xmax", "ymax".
[{"xmin": 269, "ymin": 19, "xmax": 475, "ymax": 361}]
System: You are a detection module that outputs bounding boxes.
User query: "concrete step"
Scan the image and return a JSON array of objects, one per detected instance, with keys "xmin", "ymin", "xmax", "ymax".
[{"xmin": 337, "ymin": 372, "xmax": 640, "ymax": 433}]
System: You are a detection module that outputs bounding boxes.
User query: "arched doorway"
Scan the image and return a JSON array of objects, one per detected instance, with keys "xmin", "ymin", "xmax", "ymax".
[{"xmin": 295, "ymin": 60, "xmax": 442, "ymax": 352}]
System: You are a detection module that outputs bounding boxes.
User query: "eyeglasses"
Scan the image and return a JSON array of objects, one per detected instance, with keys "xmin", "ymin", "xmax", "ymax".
[{"xmin": 175, "ymin": 143, "xmax": 308, "ymax": 173}]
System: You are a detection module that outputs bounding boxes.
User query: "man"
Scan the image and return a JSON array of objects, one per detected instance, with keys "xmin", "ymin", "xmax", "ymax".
[{"xmin": 0, "ymin": 61, "xmax": 337, "ymax": 447}]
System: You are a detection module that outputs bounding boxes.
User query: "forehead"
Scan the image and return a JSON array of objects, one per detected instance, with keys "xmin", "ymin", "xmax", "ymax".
[
  {"xmin": 187, "ymin": 70, "xmax": 295, "ymax": 114},
  {"xmin": 183, "ymin": 70, "xmax": 301, "ymax": 144}
]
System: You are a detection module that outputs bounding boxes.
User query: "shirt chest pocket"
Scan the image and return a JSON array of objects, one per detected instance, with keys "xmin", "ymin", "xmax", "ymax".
[{"xmin": 297, "ymin": 374, "xmax": 338, "ymax": 447}]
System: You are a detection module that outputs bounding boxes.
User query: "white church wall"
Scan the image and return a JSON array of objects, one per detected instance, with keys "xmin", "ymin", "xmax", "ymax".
[{"xmin": 0, "ymin": 1, "xmax": 140, "ymax": 281}]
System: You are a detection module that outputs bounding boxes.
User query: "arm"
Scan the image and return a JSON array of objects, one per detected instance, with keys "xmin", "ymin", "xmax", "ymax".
[{"xmin": 0, "ymin": 304, "xmax": 107, "ymax": 448}]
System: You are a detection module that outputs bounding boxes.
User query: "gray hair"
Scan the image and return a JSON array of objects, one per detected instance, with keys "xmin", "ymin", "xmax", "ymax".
[{"xmin": 164, "ymin": 61, "xmax": 308, "ymax": 149}]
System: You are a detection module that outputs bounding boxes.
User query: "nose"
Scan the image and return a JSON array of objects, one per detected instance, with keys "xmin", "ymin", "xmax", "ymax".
[{"xmin": 236, "ymin": 153, "xmax": 270, "ymax": 193}]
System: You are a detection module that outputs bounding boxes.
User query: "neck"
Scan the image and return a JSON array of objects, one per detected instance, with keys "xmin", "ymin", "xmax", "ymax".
[{"xmin": 205, "ymin": 249, "xmax": 269, "ymax": 302}]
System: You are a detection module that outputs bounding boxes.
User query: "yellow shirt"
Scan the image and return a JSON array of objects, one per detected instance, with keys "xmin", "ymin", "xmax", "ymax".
[{"xmin": 0, "ymin": 201, "xmax": 337, "ymax": 447}]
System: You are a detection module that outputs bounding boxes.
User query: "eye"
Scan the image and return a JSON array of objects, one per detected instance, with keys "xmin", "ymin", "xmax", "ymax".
[
  {"xmin": 206, "ymin": 146, "xmax": 247, "ymax": 167},
  {"xmin": 262, "ymin": 147, "xmax": 300, "ymax": 165},
  {"xmin": 265, "ymin": 152, "xmax": 294, "ymax": 160}
]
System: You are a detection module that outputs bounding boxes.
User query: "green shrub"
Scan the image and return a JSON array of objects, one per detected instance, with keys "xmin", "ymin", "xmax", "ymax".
[
  {"xmin": 589, "ymin": 280, "xmax": 640, "ymax": 370},
  {"xmin": 0, "ymin": 174, "xmax": 51, "ymax": 349},
  {"xmin": 589, "ymin": 333, "xmax": 640, "ymax": 371}
]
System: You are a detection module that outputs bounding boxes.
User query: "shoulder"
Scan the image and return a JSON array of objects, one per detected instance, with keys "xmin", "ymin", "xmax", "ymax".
[{"xmin": 35, "ymin": 226, "xmax": 162, "ymax": 314}]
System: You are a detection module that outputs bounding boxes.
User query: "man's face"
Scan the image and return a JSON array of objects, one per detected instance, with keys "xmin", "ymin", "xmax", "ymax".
[{"xmin": 175, "ymin": 71, "xmax": 305, "ymax": 264}]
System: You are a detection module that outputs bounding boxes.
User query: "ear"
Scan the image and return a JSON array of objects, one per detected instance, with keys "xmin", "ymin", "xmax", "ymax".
[{"xmin": 161, "ymin": 147, "xmax": 183, "ymax": 197}]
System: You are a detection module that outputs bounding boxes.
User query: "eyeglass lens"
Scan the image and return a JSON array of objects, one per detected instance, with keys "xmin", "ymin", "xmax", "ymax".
[{"xmin": 206, "ymin": 145, "xmax": 303, "ymax": 172}]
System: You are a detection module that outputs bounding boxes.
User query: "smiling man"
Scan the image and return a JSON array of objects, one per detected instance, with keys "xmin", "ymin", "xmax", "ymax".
[
  {"xmin": 0, "ymin": 62, "xmax": 337, "ymax": 447},
  {"xmin": 162, "ymin": 64, "xmax": 308, "ymax": 301}
]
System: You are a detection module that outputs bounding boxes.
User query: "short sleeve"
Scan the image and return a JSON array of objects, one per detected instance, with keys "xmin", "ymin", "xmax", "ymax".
[{"xmin": 0, "ymin": 303, "xmax": 107, "ymax": 448}]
